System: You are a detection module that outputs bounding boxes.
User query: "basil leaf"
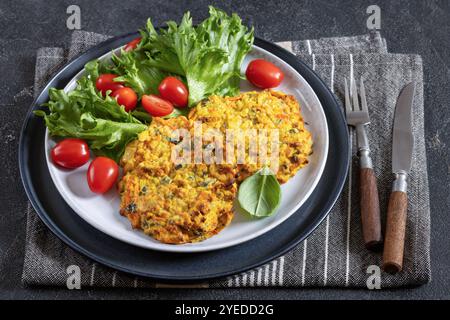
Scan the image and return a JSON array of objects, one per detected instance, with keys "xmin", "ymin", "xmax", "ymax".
[{"xmin": 237, "ymin": 167, "xmax": 281, "ymax": 217}]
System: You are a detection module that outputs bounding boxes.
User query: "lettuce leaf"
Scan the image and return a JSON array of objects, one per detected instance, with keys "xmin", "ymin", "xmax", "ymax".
[
  {"xmin": 110, "ymin": 50, "xmax": 166, "ymax": 97},
  {"xmin": 89, "ymin": 48, "xmax": 166, "ymax": 98},
  {"xmin": 197, "ymin": 6, "xmax": 254, "ymax": 97},
  {"xmin": 35, "ymin": 76, "xmax": 147, "ymax": 162},
  {"xmin": 142, "ymin": 6, "xmax": 254, "ymax": 106}
]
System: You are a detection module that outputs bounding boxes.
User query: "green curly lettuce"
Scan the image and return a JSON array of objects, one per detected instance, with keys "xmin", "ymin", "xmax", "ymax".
[
  {"xmin": 35, "ymin": 75, "xmax": 146, "ymax": 162},
  {"xmin": 105, "ymin": 50, "xmax": 166, "ymax": 97},
  {"xmin": 142, "ymin": 6, "xmax": 254, "ymax": 106}
]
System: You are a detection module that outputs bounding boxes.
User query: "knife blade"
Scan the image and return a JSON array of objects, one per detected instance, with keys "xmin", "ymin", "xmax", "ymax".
[
  {"xmin": 383, "ymin": 81, "xmax": 416, "ymax": 274},
  {"xmin": 392, "ymin": 82, "xmax": 415, "ymax": 176}
]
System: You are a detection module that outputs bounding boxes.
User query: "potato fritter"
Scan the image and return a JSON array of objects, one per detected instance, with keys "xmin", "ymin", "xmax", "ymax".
[
  {"xmin": 119, "ymin": 90, "xmax": 313, "ymax": 244},
  {"xmin": 189, "ymin": 90, "xmax": 313, "ymax": 183},
  {"xmin": 119, "ymin": 117, "xmax": 236, "ymax": 244}
]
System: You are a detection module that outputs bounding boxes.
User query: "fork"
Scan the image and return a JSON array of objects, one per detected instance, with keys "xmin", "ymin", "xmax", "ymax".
[{"xmin": 344, "ymin": 77, "xmax": 382, "ymax": 251}]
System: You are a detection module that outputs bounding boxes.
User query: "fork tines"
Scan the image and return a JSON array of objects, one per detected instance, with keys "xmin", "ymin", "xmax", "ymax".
[{"xmin": 344, "ymin": 76, "xmax": 370, "ymax": 126}]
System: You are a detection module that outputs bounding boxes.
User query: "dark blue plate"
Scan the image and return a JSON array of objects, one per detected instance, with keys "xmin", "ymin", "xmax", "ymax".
[{"xmin": 19, "ymin": 33, "xmax": 349, "ymax": 282}]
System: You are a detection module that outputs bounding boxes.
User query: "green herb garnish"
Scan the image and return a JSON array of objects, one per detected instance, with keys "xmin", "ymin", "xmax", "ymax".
[{"xmin": 237, "ymin": 167, "xmax": 281, "ymax": 217}]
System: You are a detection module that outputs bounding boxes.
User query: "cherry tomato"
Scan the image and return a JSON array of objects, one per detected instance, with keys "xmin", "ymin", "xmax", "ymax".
[
  {"xmin": 111, "ymin": 87, "xmax": 138, "ymax": 112},
  {"xmin": 95, "ymin": 74, "xmax": 124, "ymax": 96},
  {"xmin": 51, "ymin": 138, "xmax": 90, "ymax": 169},
  {"xmin": 124, "ymin": 37, "xmax": 142, "ymax": 51},
  {"xmin": 141, "ymin": 94, "xmax": 174, "ymax": 117},
  {"xmin": 87, "ymin": 157, "xmax": 119, "ymax": 194},
  {"xmin": 245, "ymin": 59, "xmax": 284, "ymax": 89},
  {"xmin": 158, "ymin": 76, "xmax": 189, "ymax": 107}
]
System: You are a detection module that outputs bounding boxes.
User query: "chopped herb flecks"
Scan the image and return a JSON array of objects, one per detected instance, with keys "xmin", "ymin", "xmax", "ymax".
[{"xmin": 126, "ymin": 202, "xmax": 137, "ymax": 213}]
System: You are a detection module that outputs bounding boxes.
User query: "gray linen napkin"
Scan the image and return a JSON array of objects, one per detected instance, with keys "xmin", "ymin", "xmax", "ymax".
[{"xmin": 21, "ymin": 30, "xmax": 430, "ymax": 288}]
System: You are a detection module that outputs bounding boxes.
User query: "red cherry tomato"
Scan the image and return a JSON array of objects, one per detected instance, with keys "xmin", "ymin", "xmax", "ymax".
[
  {"xmin": 95, "ymin": 74, "xmax": 124, "ymax": 96},
  {"xmin": 158, "ymin": 76, "xmax": 189, "ymax": 107},
  {"xmin": 111, "ymin": 87, "xmax": 138, "ymax": 112},
  {"xmin": 245, "ymin": 59, "xmax": 284, "ymax": 89},
  {"xmin": 124, "ymin": 37, "xmax": 142, "ymax": 51},
  {"xmin": 87, "ymin": 157, "xmax": 119, "ymax": 194},
  {"xmin": 51, "ymin": 138, "xmax": 90, "ymax": 169},
  {"xmin": 141, "ymin": 94, "xmax": 174, "ymax": 117}
]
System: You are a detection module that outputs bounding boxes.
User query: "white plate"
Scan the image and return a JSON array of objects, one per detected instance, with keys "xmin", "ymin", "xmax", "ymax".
[{"xmin": 45, "ymin": 44, "xmax": 328, "ymax": 253}]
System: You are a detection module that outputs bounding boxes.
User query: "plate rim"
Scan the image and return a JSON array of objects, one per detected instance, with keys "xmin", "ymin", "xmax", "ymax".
[
  {"xmin": 43, "ymin": 43, "xmax": 329, "ymax": 253},
  {"xmin": 19, "ymin": 32, "xmax": 349, "ymax": 282}
]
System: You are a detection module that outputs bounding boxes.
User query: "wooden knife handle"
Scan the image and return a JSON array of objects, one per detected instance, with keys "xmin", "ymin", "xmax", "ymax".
[
  {"xmin": 383, "ymin": 191, "xmax": 408, "ymax": 274},
  {"xmin": 359, "ymin": 168, "xmax": 382, "ymax": 251}
]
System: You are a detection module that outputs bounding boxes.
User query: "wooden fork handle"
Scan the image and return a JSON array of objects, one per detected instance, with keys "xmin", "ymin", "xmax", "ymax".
[
  {"xmin": 383, "ymin": 191, "xmax": 408, "ymax": 274},
  {"xmin": 359, "ymin": 167, "xmax": 382, "ymax": 251}
]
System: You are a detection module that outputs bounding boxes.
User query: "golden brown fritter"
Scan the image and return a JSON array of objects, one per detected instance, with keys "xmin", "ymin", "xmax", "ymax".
[
  {"xmin": 189, "ymin": 90, "xmax": 313, "ymax": 183},
  {"xmin": 120, "ymin": 117, "xmax": 189, "ymax": 176},
  {"xmin": 119, "ymin": 117, "xmax": 236, "ymax": 244}
]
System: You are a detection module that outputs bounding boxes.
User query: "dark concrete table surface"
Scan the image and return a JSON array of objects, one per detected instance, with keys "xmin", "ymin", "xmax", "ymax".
[{"xmin": 1, "ymin": 0, "xmax": 449, "ymax": 300}]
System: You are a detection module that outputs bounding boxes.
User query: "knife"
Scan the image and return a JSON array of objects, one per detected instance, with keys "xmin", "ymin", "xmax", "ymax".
[{"xmin": 382, "ymin": 82, "xmax": 416, "ymax": 274}]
